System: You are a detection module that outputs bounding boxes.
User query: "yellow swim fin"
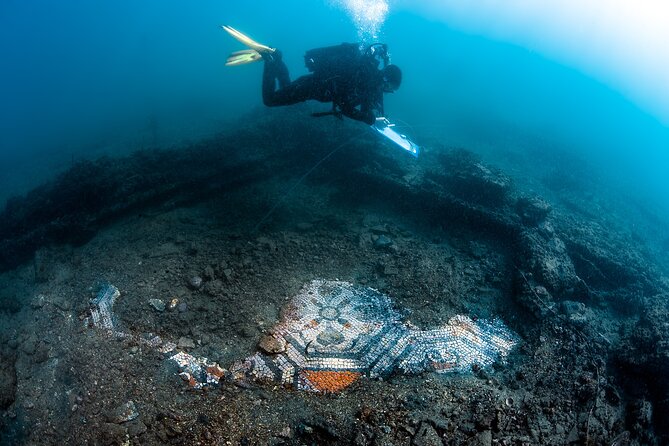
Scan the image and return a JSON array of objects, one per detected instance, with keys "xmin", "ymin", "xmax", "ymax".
[
  {"xmin": 221, "ymin": 25, "xmax": 275, "ymax": 54},
  {"xmin": 226, "ymin": 49, "xmax": 262, "ymax": 66}
]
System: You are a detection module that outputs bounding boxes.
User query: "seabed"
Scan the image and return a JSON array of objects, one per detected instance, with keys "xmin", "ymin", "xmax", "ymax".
[{"xmin": 0, "ymin": 107, "xmax": 668, "ymax": 445}]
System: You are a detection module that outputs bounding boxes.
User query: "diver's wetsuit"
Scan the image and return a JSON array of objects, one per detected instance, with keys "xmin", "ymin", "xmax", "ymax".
[{"xmin": 262, "ymin": 50, "xmax": 384, "ymax": 125}]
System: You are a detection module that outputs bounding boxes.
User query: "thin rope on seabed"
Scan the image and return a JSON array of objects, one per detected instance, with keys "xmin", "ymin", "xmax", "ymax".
[{"xmin": 253, "ymin": 131, "xmax": 366, "ymax": 232}]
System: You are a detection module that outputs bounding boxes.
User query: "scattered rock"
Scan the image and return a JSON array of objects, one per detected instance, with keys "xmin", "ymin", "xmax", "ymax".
[
  {"xmin": 439, "ymin": 151, "xmax": 511, "ymax": 207},
  {"xmin": 126, "ymin": 419, "xmax": 148, "ymax": 437},
  {"xmin": 100, "ymin": 422, "xmax": 127, "ymax": 444},
  {"xmin": 383, "ymin": 266, "xmax": 399, "ymax": 276},
  {"xmin": 278, "ymin": 426, "xmax": 292, "ymax": 438},
  {"xmin": 632, "ymin": 399, "xmax": 653, "ymax": 427},
  {"xmin": 256, "ymin": 237, "xmax": 276, "ymax": 251},
  {"xmin": 517, "ymin": 196, "xmax": 552, "ymax": 226},
  {"xmin": 167, "ymin": 298, "xmax": 179, "ymax": 311},
  {"xmin": 52, "ymin": 294, "xmax": 72, "ymax": 311},
  {"xmin": 187, "ymin": 275, "xmax": 203, "ymax": 290},
  {"xmin": 412, "ymin": 422, "xmax": 441, "ymax": 446},
  {"xmin": 258, "ymin": 335, "xmax": 286, "ymax": 354},
  {"xmin": 149, "ymin": 299, "xmax": 166, "ymax": 312},
  {"xmin": 31, "ymin": 294, "xmax": 46, "ymax": 309},
  {"xmin": 177, "ymin": 302, "xmax": 188, "ymax": 313},
  {"xmin": 473, "ymin": 430, "xmax": 492, "ymax": 446},
  {"xmin": 33, "ymin": 342, "xmax": 49, "ymax": 363},
  {"xmin": 22, "ymin": 335, "xmax": 37, "ymax": 355},
  {"xmin": 203, "ymin": 279, "xmax": 225, "ymax": 296},
  {"xmin": 106, "ymin": 400, "xmax": 139, "ymax": 424},
  {"xmin": 203, "ymin": 265, "xmax": 215, "ymax": 281},
  {"xmin": 561, "ymin": 300, "xmax": 590, "ymax": 326},
  {"xmin": 374, "ymin": 235, "xmax": 394, "ymax": 250},
  {"xmin": 518, "ymin": 229, "xmax": 580, "ymax": 296},
  {"xmin": 566, "ymin": 425, "xmax": 580, "ymax": 444},
  {"xmin": 178, "ymin": 337, "xmax": 196, "ymax": 349}
]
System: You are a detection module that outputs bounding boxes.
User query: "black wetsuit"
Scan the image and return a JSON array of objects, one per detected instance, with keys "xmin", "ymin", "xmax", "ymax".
[{"xmin": 262, "ymin": 47, "xmax": 384, "ymax": 125}]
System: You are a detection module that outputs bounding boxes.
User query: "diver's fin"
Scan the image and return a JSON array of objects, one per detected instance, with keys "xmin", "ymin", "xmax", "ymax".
[
  {"xmin": 221, "ymin": 25, "xmax": 275, "ymax": 54},
  {"xmin": 226, "ymin": 49, "xmax": 262, "ymax": 66}
]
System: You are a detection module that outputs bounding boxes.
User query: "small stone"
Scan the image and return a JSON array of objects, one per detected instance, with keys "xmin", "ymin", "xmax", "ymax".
[
  {"xmin": 101, "ymin": 422, "xmax": 127, "ymax": 443},
  {"xmin": 258, "ymin": 335, "xmax": 287, "ymax": 354},
  {"xmin": 412, "ymin": 422, "xmax": 441, "ymax": 446},
  {"xmin": 22, "ymin": 335, "xmax": 37, "ymax": 355},
  {"xmin": 33, "ymin": 343, "xmax": 49, "ymax": 364},
  {"xmin": 178, "ymin": 337, "xmax": 196, "ymax": 349},
  {"xmin": 149, "ymin": 299, "xmax": 166, "ymax": 312},
  {"xmin": 474, "ymin": 430, "xmax": 492, "ymax": 446},
  {"xmin": 31, "ymin": 294, "xmax": 46, "ymax": 309},
  {"xmin": 561, "ymin": 301, "xmax": 589, "ymax": 326},
  {"xmin": 516, "ymin": 196, "xmax": 552, "ymax": 225},
  {"xmin": 383, "ymin": 266, "xmax": 399, "ymax": 276},
  {"xmin": 566, "ymin": 425, "xmax": 579, "ymax": 443},
  {"xmin": 374, "ymin": 235, "xmax": 394, "ymax": 250},
  {"xmin": 256, "ymin": 237, "xmax": 276, "ymax": 251},
  {"xmin": 177, "ymin": 302, "xmax": 188, "ymax": 313},
  {"xmin": 127, "ymin": 420, "xmax": 148, "ymax": 437},
  {"xmin": 107, "ymin": 401, "xmax": 139, "ymax": 424},
  {"xmin": 203, "ymin": 266, "xmax": 215, "ymax": 281},
  {"xmin": 278, "ymin": 426, "xmax": 292, "ymax": 438},
  {"xmin": 188, "ymin": 276, "xmax": 203, "ymax": 290},
  {"xmin": 222, "ymin": 269, "xmax": 233, "ymax": 282}
]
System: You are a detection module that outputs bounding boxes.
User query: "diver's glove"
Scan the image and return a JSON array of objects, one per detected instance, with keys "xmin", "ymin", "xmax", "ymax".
[{"xmin": 374, "ymin": 117, "xmax": 391, "ymax": 129}]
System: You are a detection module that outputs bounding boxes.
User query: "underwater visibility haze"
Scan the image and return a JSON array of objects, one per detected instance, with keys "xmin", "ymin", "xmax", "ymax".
[
  {"xmin": 2, "ymin": 0, "xmax": 668, "ymax": 211},
  {"xmin": 1, "ymin": 1, "xmax": 669, "ymax": 445}
]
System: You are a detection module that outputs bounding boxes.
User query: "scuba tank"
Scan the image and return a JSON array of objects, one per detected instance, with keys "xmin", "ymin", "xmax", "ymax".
[
  {"xmin": 305, "ymin": 43, "xmax": 390, "ymax": 119},
  {"xmin": 304, "ymin": 42, "xmax": 390, "ymax": 78}
]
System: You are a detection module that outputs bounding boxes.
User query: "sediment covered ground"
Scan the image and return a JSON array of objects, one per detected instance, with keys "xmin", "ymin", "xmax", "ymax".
[{"xmin": 1, "ymin": 108, "xmax": 667, "ymax": 445}]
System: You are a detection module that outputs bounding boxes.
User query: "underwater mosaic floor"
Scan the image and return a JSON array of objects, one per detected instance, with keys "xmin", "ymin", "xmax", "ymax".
[
  {"xmin": 227, "ymin": 280, "xmax": 518, "ymax": 392},
  {"xmin": 86, "ymin": 280, "xmax": 518, "ymax": 392}
]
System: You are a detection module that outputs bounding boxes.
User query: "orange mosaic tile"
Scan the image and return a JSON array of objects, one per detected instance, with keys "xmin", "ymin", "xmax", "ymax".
[
  {"xmin": 207, "ymin": 364, "xmax": 226, "ymax": 378},
  {"xmin": 303, "ymin": 370, "xmax": 362, "ymax": 392}
]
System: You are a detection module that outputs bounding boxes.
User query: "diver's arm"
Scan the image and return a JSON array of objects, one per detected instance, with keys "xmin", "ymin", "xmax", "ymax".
[
  {"xmin": 340, "ymin": 90, "xmax": 383, "ymax": 125},
  {"xmin": 340, "ymin": 104, "xmax": 376, "ymax": 125},
  {"xmin": 356, "ymin": 88, "xmax": 384, "ymax": 124}
]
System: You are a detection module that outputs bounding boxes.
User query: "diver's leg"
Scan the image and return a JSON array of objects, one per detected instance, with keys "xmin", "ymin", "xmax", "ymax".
[
  {"xmin": 264, "ymin": 75, "xmax": 316, "ymax": 106},
  {"xmin": 262, "ymin": 51, "xmax": 292, "ymax": 106},
  {"xmin": 262, "ymin": 50, "xmax": 318, "ymax": 106}
]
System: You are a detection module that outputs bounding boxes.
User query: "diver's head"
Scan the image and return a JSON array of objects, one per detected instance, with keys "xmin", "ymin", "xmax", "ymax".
[{"xmin": 382, "ymin": 64, "xmax": 402, "ymax": 93}]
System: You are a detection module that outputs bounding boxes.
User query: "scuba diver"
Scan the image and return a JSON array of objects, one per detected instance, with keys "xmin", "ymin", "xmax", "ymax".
[
  {"xmin": 262, "ymin": 45, "xmax": 402, "ymax": 125},
  {"xmin": 222, "ymin": 26, "xmax": 418, "ymax": 157}
]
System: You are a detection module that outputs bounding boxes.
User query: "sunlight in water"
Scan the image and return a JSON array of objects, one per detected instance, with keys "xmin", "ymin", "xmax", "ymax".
[{"xmin": 396, "ymin": 0, "xmax": 669, "ymax": 124}]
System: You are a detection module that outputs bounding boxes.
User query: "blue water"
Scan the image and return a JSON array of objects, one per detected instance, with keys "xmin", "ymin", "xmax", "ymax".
[{"xmin": 1, "ymin": 0, "xmax": 668, "ymax": 217}]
